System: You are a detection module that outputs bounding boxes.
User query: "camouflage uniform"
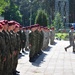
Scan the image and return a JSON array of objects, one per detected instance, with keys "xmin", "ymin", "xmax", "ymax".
[
  {"xmin": 29, "ymin": 31, "xmax": 36, "ymax": 61},
  {"xmin": 16, "ymin": 33, "xmax": 21, "ymax": 54},
  {"xmin": 17, "ymin": 30, "xmax": 23, "ymax": 51},
  {"xmin": 25, "ymin": 30, "xmax": 30, "ymax": 50},
  {"xmin": 13, "ymin": 32, "xmax": 20, "ymax": 73},
  {"xmin": 18, "ymin": 30, "xmax": 26, "ymax": 52},
  {"xmin": 10, "ymin": 31, "xmax": 17, "ymax": 73},
  {"xmin": 38, "ymin": 30, "xmax": 44, "ymax": 54},
  {"xmin": 21, "ymin": 30, "xmax": 26, "ymax": 51},
  {"xmin": 42, "ymin": 30, "xmax": 47, "ymax": 50},
  {"xmin": 3, "ymin": 30, "xmax": 12, "ymax": 75},
  {"xmin": 45, "ymin": 31, "xmax": 49, "ymax": 48},
  {"xmin": 50, "ymin": 29, "xmax": 55, "ymax": 45},
  {"xmin": 34, "ymin": 30, "xmax": 39, "ymax": 56},
  {"xmin": 65, "ymin": 29, "xmax": 74, "ymax": 51},
  {"xmin": 0, "ymin": 32, "xmax": 6, "ymax": 75}
]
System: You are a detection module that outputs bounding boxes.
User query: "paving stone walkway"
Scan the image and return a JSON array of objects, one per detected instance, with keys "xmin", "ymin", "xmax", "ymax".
[{"xmin": 17, "ymin": 40, "xmax": 75, "ymax": 75}]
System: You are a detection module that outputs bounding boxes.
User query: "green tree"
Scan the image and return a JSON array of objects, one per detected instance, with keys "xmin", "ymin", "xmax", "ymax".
[
  {"xmin": 3, "ymin": 0, "xmax": 22, "ymax": 24},
  {"xmin": 0, "ymin": 0, "xmax": 9, "ymax": 14},
  {"xmin": 52, "ymin": 13, "xmax": 63, "ymax": 30},
  {"xmin": 35, "ymin": 9, "xmax": 49, "ymax": 26}
]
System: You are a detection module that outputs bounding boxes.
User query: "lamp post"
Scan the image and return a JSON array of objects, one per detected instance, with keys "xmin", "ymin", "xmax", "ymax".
[{"xmin": 29, "ymin": 0, "xmax": 32, "ymax": 26}]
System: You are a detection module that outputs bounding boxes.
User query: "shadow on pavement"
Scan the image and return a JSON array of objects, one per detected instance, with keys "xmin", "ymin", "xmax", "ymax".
[
  {"xmin": 31, "ymin": 52, "xmax": 47, "ymax": 67},
  {"xmin": 18, "ymin": 50, "xmax": 29, "ymax": 59},
  {"xmin": 72, "ymin": 52, "xmax": 75, "ymax": 54},
  {"xmin": 51, "ymin": 41, "xmax": 57, "ymax": 45},
  {"xmin": 43, "ymin": 46, "xmax": 52, "ymax": 52}
]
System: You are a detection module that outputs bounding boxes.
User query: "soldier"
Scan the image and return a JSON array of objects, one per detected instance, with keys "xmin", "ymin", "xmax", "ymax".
[
  {"xmin": 44, "ymin": 27, "xmax": 49, "ymax": 49},
  {"xmin": 17, "ymin": 25, "xmax": 23, "ymax": 54},
  {"xmin": 65, "ymin": 27, "xmax": 74, "ymax": 52},
  {"xmin": 8, "ymin": 21, "xmax": 19, "ymax": 75},
  {"xmin": 18, "ymin": 26, "xmax": 26, "ymax": 53},
  {"xmin": 38, "ymin": 26, "xmax": 44, "ymax": 55},
  {"xmin": 50, "ymin": 27, "xmax": 55, "ymax": 45},
  {"xmin": 0, "ymin": 23, "xmax": 6, "ymax": 75},
  {"xmin": 42, "ymin": 27, "xmax": 49, "ymax": 50},
  {"xmin": 13, "ymin": 24, "xmax": 20, "ymax": 75},
  {"xmin": 25, "ymin": 26, "xmax": 31, "ymax": 50},
  {"xmin": 33, "ymin": 24, "xmax": 40, "ymax": 56},
  {"xmin": 29, "ymin": 25, "xmax": 37, "ymax": 62},
  {"xmin": 46, "ymin": 28, "xmax": 50, "ymax": 48},
  {"xmin": 22, "ymin": 27, "xmax": 26, "ymax": 52},
  {"xmin": 14, "ymin": 24, "xmax": 21, "ymax": 53},
  {"xmin": 2, "ymin": 20, "xmax": 12, "ymax": 75}
]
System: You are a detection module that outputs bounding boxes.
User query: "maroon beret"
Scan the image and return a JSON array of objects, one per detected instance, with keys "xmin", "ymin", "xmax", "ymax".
[
  {"xmin": 0, "ymin": 20, "xmax": 5, "ymax": 25},
  {"xmin": 22, "ymin": 27, "xmax": 26, "ymax": 29},
  {"xmin": 31, "ymin": 25, "xmax": 36, "ymax": 28},
  {"xmin": 71, "ymin": 26, "xmax": 74, "ymax": 29},
  {"xmin": 26, "ymin": 26, "xmax": 31, "ymax": 29},
  {"xmin": 1, "ymin": 22, "xmax": 5, "ymax": 25},
  {"xmin": 40, "ymin": 26, "xmax": 43, "ymax": 28},
  {"xmin": 0, "ymin": 20, "xmax": 8, "ymax": 25},
  {"xmin": 19, "ymin": 25, "xmax": 22, "ymax": 28},
  {"xmin": 8, "ymin": 21, "xmax": 15, "ymax": 25},
  {"xmin": 34, "ymin": 24, "xmax": 40, "ymax": 27},
  {"xmin": 15, "ymin": 24, "xmax": 19, "ymax": 28},
  {"xmin": 4, "ymin": 20, "xmax": 8, "ymax": 24}
]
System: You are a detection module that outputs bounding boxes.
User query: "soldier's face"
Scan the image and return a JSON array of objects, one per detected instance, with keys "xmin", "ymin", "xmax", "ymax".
[
  {"xmin": 40, "ymin": 28, "xmax": 43, "ymax": 31},
  {"xmin": 31, "ymin": 28, "xmax": 35, "ymax": 31},
  {"xmin": 16, "ymin": 28, "xmax": 19, "ymax": 32},
  {"xmin": 38, "ymin": 27, "xmax": 41, "ymax": 31},
  {"xmin": 4, "ymin": 24, "xmax": 8, "ymax": 29}
]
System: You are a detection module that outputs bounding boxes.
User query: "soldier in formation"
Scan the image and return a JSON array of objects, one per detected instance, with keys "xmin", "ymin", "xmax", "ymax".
[
  {"xmin": 25, "ymin": 26, "xmax": 31, "ymax": 50},
  {"xmin": 29, "ymin": 25, "xmax": 37, "ymax": 62},
  {"xmin": 0, "ymin": 20, "xmax": 21, "ymax": 75},
  {"xmin": 42, "ymin": 27, "xmax": 50, "ymax": 50},
  {"xmin": 49, "ymin": 27, "xmax": 55, "ymax": 45},
  {"xmin": 0, "ymin": 19, "xmax": 56, "ymax": 75},
  {"xmin": 0, "ymin": 24, "xmax": 6, "ymax": 75}
]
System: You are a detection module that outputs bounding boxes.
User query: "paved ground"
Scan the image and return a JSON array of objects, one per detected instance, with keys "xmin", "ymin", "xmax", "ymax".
[{"xmin": 17, "ymin": 40, "xmax": 75, "ymax": 75}]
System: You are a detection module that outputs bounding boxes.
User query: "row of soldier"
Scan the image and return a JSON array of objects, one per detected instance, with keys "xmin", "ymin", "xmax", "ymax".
[
  {"xmin": 19, "ymin": 24, "xmax": 55, "ymax": 62},
  {"xmin": 0, "ymin": 20, "xmax": 55, "ymax": 75}
]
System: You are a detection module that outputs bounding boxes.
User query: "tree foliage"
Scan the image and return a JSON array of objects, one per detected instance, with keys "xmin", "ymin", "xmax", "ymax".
[
  {"xmin": 0, "ymin": 0, "xmax": 74, "ymax": 25},
  {"xmin": 0, "ymin": 0, "xmax": 9, "ymax": 14},
  {"xmin": 35, "ymin": 9, "xmax": 49, "ymax": 26},
  {"xmin": 12, "ymin": 0, "xmax": 55, "ymax": 26},
  {"xmin": 52, "ymin": 13, "xmax": 63, "ymax": 30},
  {"xmin": 3, "ymin": 0, "xmax": 22, "ymax": 24}
]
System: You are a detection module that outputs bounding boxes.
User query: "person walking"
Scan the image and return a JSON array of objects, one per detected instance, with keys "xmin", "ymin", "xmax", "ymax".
[{"xmin": 65, "ymin": 27, "xmax": 74, "ymax": 52}]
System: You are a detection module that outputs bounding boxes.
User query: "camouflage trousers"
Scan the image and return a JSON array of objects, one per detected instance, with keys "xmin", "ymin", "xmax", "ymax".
[
  {"xmin": 29, "ymin": 45, "xmax": 36, "ymax": 58},
  {"xmin": 12, "ymin": 51, "xmax": 18, "ymax": 72},
  {"xmin": 3, "ymin": 55, "xmax": 12, "ymax": 75}
]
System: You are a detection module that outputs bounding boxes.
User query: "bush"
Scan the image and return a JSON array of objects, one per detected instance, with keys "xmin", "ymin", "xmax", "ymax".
[
  {"xmin": 35, "ymin": 9, "xmax": 49, "ymax": 26},
  {"xmin": 55, "ymin": 33, "xmax": 69, "ymax": 40}
]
